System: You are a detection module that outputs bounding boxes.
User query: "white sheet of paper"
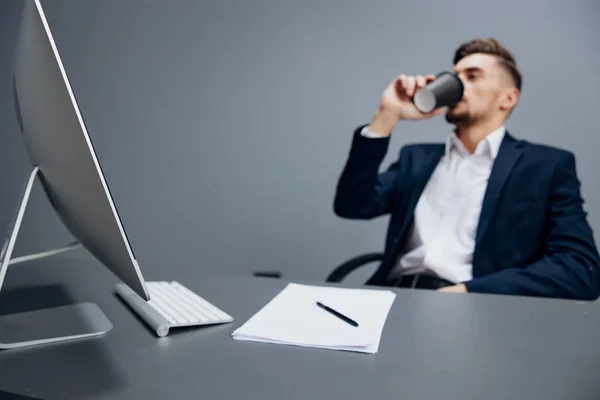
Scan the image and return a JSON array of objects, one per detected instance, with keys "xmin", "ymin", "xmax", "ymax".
[{"xmin": 231, "ymin": 283, "xmax": 396, "ymax": 353}]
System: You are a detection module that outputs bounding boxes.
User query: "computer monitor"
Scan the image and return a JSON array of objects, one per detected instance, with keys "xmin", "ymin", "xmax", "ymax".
[{"xmin": 0, "ymin": 0, "xmax": 150, "ymax": 349}]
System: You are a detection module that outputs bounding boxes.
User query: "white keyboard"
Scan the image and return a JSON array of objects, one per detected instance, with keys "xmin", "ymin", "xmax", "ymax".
[{"xmin": 115, "ymin": 281, "xmax": 233, "ymax": 337}]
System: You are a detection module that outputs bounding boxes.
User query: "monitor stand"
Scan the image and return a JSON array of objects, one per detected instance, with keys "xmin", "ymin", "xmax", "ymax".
[{"xmin": 0, "ymin": 167, "xmax": 113, "ymax": 350}]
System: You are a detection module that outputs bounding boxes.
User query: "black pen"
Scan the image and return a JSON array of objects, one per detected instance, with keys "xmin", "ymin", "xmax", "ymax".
[{"xmin": 316, "ymin": 301, "xmax": 359, "ymax": 327}]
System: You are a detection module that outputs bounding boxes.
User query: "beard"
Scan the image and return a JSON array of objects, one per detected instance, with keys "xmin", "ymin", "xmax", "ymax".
[{"xmin": 445, "ymin": 105, "xmax": 471, "ymax": 124}]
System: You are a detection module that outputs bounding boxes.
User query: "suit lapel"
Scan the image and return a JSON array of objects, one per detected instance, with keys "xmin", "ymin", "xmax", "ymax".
[
  {"xmin": 475, "ymin": 133, "xmax": 524, "ymax": 246},
  {"xmin": 370, "ymin": 145, "xmax": 445, "ymax": 285},
  {"xmin": 374, "ymin": 145, "xmax": 444, "ymax": 283}
]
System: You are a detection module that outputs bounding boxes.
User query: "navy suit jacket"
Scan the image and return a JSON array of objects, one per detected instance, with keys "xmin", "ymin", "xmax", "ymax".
[{"xmin": 334, "ymin": 125, "xmax": 600, "ymax": 300}]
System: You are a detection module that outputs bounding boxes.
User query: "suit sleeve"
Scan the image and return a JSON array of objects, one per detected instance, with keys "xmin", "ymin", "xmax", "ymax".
[
  {"xmin": 465, "ymin": 152, "xmax": 600, "ymax": 300},
  {"xmin": 333, "ymin": 125, "xmax": 406, "ymax": 220}
]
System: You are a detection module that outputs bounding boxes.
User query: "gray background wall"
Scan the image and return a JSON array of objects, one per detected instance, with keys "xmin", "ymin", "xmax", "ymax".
[{"xmin": 1, "ymin": 0, "xmax": 599, "ymax": 284}]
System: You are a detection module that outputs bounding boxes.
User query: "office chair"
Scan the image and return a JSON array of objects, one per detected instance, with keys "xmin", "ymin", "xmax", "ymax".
[
  {"xmin": 254, "ymin": 252, "xmax": 384, "ymax": 283},
  {"xmin": 324, "ymin": 252, "xmax": 384, "ymax": 283}
]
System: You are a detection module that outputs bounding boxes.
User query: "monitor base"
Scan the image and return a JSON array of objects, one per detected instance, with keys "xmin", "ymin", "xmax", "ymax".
[
  {"xmin": 0, "ymin": 302, "xmax": 112, "ymax": 349},
  {"xmin": 0, "ymin": 167, "xmax": 113, "ymax": 350}
]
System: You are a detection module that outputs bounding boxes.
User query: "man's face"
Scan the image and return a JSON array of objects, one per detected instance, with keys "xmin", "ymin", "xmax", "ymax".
[{"xmin": 445, "ymin": 53, "xmax": 515, "ymax": 125}]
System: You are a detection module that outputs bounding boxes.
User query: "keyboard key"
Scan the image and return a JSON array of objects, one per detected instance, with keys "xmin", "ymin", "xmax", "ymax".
[
  {"xmin": 115, "ymin": 280, "xmax": 233, "ymax": 337},
  {"xmin": 144, "ymin": 281, "xmax": 232, "ymax": 327}
]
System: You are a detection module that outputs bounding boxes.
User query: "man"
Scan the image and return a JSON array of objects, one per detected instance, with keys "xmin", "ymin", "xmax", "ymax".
[{"xmin": 334, "ymin": 38, "xmax": 600, "ymax": 300}]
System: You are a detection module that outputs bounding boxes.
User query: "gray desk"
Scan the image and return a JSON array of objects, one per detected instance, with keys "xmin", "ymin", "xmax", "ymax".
[{"xmin": 1, "ymin": 256, "xmax": 600, "ymax": 400}]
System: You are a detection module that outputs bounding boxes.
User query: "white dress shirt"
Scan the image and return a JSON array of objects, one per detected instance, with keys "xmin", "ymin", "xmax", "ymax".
[{"xmin": 361, "ymin": 125, "xmax": 506, "ymax": 283}]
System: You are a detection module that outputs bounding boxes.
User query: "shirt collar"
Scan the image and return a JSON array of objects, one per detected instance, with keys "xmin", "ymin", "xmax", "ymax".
[{"xmin": 445, "ymin": 125, "xmax": 506, "ymax": 159}]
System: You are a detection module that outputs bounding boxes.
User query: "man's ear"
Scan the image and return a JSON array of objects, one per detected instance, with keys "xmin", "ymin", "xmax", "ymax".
[{"xmin": 501, "ymin": 88, "xmax": 520, "ymax": 112}]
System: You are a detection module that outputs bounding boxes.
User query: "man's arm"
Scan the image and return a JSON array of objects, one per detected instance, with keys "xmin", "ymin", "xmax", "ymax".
[
  {"xmin": 464, "ymin": 152, "xmax": 600, "ymax": 300},
  {"xmin": 333, "ymin": 126, "xmax": 404, "ymax": 219},
  {"xmin": 334, "ymin": 74, "xmax": 443, "ymax": 219}
]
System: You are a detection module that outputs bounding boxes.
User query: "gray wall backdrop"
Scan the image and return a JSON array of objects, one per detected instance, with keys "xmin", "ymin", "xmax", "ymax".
[{"xmin": 1, "ymin": 0, "xmax": 599, "ymax": 284}]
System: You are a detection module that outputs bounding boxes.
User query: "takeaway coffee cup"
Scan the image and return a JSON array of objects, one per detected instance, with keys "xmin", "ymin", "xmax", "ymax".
[{"xmin": 413, "ymin": 71, "xmax": 464, "ymax": 113}]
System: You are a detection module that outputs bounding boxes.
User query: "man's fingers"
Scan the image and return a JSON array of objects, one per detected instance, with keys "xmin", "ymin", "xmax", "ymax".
[
  {"xmin": 421, "ymin": 107, "xmax": 445, "ymax": 119},
  {"xmin": 437, "ymin": 283, "xmax": 467, "ymax": 293},
  {"xmin": 405, "ymin": 76, "xmax": 416, "ymax": 96},
  {"xmin": 432, "ymin": 108, "xmax": 445, "ymax": 116},
  {"xmin": 396, "ymin": 74, "xmax": 407, "ymax": 90},
  {"xmin": 393, "ymin": 73, "xmax": 436, "ymax": 99}
]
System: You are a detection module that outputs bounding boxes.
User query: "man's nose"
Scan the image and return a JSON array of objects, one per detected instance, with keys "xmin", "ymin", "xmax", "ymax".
[{"xmin": 455, "ymin": 72, "xmax": 467, "ymax": 86}]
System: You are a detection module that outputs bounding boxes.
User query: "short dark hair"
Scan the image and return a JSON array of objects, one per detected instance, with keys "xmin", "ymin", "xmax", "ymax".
[{"xmin": 453, "ymin": 38, "xmax": 522, "ymax": 91}]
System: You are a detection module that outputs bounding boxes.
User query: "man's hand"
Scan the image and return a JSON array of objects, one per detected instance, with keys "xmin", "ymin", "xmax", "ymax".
[
  {"xmin": 437, "ymin": 283, "xmax": 468, "ymax": 293},
  {"xmin": 368, "ymin": 74, "xmax": 444, "ymax": 136}
]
